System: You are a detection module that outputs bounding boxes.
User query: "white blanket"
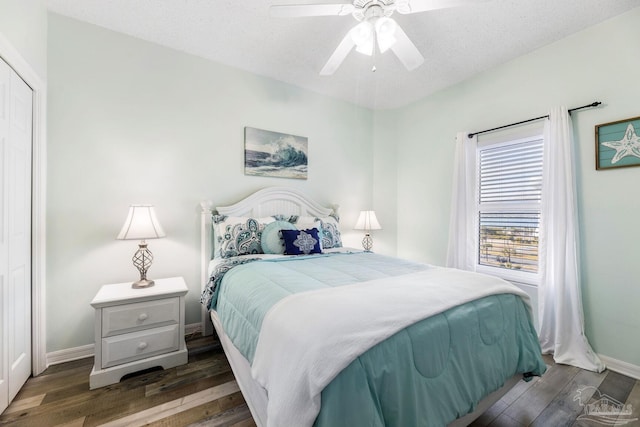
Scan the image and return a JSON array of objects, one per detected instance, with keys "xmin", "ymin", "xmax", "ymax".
[{"xmin": 251, "ymin": 267, "xmax": 530, "ymax": 427}]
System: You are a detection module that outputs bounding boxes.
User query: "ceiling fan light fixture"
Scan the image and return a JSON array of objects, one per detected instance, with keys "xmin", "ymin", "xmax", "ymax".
[
  {"xmin": 375, "ymin": 17, "xmax": 397, "ymax": 52},
  {"xmin": 375, "ymin": 16, "xmax": 397, "ymax": 37},
  {"xmin": 377, "ymin": 33, "xmax": 396, "ymax": 53},
  {"xmin": 351, "ymin": 21, "xmax": 374, "ymax": 56},
  {"xmin": 355, "ymin": 38, "xmax": 374, "ymax": 56},
  {"xmin": 351, "ymin": 21, "xmax": 373, "ymax": 44}
]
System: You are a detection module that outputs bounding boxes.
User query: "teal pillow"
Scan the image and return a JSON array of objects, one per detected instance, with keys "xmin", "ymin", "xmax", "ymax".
[{"xmin": 261, "ymin": 221, "xmax": 298, "ymax": 254}]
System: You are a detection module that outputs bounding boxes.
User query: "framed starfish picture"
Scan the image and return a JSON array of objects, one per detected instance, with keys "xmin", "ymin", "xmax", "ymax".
[{"xmin": 595, "ymin": 116, "xmax": 640, "ymax": 170}]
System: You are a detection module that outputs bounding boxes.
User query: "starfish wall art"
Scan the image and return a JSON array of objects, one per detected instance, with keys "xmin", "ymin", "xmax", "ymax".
[{"xmin": 595, "ymin": 116, "xmax": 640, "ymax": 170}]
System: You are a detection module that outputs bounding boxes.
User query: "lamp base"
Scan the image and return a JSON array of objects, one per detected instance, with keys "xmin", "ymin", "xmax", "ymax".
[
  {"xmin": 131, "ymin": 241, "xmax": 155, "ymax": 289},
  {"xmin": 132, "ymin": 279, "xmax": 155, "ymax": 289},
  {"xmin": 362, "ymin": 233, "xmax": 373, "ymax": 252}
]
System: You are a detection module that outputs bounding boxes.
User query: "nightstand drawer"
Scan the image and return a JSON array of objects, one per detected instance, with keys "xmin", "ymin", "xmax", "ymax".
[
  {"xmin": 102, "ymin": 297, "xmax": 179, "ymax": 337},
  {"xmin": 101, "ymin": 324, "xmax": 180, "ymax": 368}
]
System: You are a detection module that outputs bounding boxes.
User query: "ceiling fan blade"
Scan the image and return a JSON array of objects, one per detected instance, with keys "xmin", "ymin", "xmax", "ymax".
[
  {"xmin": 396, "ymin": 0, "xmax": 488, "ymax": 14},
  {"xmin": 389, "ymin": 23, "xmax": 424, "ymax": 71},
  {"xmin": 270, "ymin": 3, "xmax": 355, "ymax": 18},
  {"xmin": 320, "ymin": 32, "xmax": 356, "ymax": 75}
]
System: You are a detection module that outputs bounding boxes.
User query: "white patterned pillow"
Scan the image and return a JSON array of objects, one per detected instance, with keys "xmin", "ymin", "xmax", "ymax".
[{"xmin": 212, "ymin": 215, "xmax": 275, "ymax": 258}]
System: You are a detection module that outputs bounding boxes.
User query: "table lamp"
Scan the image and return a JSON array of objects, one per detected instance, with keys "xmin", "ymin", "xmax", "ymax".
[
  {"xmin": 117, "ymin": 205, "xmax": 166, "ymax": 288},
  {"xmin": 354, "ymin": 210, "xmax": 382, "ymax": 252}
]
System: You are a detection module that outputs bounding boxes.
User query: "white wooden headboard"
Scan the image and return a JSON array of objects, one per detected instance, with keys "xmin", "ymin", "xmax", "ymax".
[{"xmin": 199, "ymin": 187, "xmax": 339, "ymax": 335}]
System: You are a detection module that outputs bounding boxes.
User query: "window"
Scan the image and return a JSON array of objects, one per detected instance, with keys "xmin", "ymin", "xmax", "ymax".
[{"xmin": 477, "ymin": 136, "xmax": 543, "ymax": 282}]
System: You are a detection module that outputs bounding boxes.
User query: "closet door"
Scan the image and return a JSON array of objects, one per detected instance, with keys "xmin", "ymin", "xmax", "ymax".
[
  {"xmin": 0, "ymin": 57, "xmax": 32, "ymax": 413},
  {"xmin": 0, "ymin": 56, "xmax": 9, "ymax": 415}
]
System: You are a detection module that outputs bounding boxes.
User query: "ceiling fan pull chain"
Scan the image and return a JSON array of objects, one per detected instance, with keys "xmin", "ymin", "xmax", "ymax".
[{"xmin": 372, "ymin": 36, "xmax": 377, "ymax": 72}]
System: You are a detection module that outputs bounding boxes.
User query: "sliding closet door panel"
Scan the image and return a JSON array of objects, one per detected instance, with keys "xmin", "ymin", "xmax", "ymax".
[
  {"xmin": 7, "ymin": 67, "xmax": 32, "ymax": 402},
  {"xmin": 0, "ymin": 57, "xmax": 10, "ymax": 414}
]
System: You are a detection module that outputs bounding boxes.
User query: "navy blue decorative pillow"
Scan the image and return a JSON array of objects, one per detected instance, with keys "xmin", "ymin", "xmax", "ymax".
[
  {"xmin": 281, "ymin": 228, "xmax": 322, "ymax": 255},
  {"xmin": 291, "ymin": 215, "xmax": 342, "ymax": 249}
]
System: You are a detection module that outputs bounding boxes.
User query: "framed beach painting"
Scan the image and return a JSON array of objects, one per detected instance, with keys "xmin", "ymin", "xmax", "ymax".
[
  {"xmin": 595, "ymin": 116, "xmax": 640, "ymax": 170},
  {"xmin": 244, "ymin": 127, "xmax": 308, "ymax": 179}
]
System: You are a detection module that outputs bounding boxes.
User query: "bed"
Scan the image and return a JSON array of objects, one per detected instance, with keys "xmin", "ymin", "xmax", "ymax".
[{"xmin": 199, "ymin": 187, "xmax": 546, "ymax": 427}]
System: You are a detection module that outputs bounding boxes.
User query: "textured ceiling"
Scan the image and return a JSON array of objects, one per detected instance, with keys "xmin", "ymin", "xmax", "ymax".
[{"xmin": 46, "ymin": 0, "xmax": 640, "ymax": 110}]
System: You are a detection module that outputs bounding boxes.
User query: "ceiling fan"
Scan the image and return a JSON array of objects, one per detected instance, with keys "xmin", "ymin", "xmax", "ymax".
[{"xmin": 270, "ymin": 0, "xmax": 486, "ymax": 75}]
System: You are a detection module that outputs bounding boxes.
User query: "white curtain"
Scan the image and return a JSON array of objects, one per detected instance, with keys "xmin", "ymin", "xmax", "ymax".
[
  {"xmin": 539, "ymin": 107, "xmax": 604, "ymax": 372},
  {"xmin": 446, "ymin": 132, "xmax": 477, "ymax": 270}
]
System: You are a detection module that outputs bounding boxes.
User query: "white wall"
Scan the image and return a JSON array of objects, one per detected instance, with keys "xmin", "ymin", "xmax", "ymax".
[
  {"xmin": 0, "ymin": 0, "xmax": 47, "ymax": 79},
  {"xmin": 371, "ymin": 111, "xmax": 399, "ymax": 256},
  {"xmin": 47, "ymin": 13, "xmax": 374, "ymax": 352},
  {"xmin": 386, "ymin": 7, "xmax": 640, "ymax": 367},
  {"xmin": 45, "ymin": 5, "xmax": 640, "ymax": 372}
]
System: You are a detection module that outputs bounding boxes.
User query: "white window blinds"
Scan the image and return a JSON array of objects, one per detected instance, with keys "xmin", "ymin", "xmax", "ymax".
[
  {"xmin": 477, "ymin": 137, "xmax": 543, "ymax": 274},
  {"xmin": 479, "ymin": 140, "xmax": 543, "ymax": 203}
]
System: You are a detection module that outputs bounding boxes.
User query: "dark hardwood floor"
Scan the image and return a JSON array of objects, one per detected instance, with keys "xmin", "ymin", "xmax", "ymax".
[
  {"xmin": 1, "ymin": 335, "xmax": 638, "ymax": 427},
  {"xmin": 470, "ymin": 355, "xmax": 640, "ymax": 427},
  {"xmin": 0, "ymin": 333, "xmax": 255, "ymax": 427}
]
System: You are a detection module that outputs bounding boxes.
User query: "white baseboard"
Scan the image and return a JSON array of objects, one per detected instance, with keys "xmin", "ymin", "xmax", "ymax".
[
  {"xmin": 45, "ymin": 323, "xmax": 204, "ymax": 367},
  {"xmin": 599, "ymin": 354, "xmax": 640, "ymax": 380},
  {"xmin": 47, "ymin": 344, "xmax": 94, "ymax": 366}
]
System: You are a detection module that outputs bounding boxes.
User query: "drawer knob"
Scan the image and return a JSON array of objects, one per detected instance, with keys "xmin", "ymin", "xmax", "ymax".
[
  {"xmin": 138, "ymin": 341, "xmax": 148, "ymax": 350},
  {"xmin": 138, "ymin": 313, "xmax": 148, "ymax": 321}
]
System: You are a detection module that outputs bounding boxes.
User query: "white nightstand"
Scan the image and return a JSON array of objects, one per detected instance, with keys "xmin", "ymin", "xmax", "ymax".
[{"xmin": 89, "ymin": 276, "xmax": 188, "ymax": 389}]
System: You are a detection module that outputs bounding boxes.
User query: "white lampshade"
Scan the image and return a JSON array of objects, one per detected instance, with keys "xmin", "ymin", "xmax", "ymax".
[
  {"xmin": 117, "ymin": 205, "xmax": 166, "ymax": 240},
  {"xmin": 354, "ymin": 210, "xmax": 382, "ymax": 231}
]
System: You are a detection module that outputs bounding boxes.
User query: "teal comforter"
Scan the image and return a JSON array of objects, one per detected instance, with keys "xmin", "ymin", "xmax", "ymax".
[{"xmin": 203, "ymin": 252, "xmax": 546, "ymax": 427}]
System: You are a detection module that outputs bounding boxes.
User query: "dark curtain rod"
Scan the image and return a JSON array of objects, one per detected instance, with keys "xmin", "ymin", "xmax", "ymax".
[{"xmin": 467, "ymin": 101, "xmax": 602, "ymax": 139}]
